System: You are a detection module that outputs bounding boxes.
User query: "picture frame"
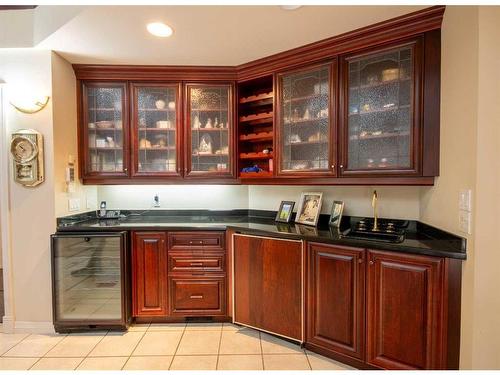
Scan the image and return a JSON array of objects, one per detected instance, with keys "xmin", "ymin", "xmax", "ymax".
[
  {"xmin": 295, "ymin": 192, "xmax": 323, "ymax": 226},
  {"xmin": 275, "ymin": 200, "xmax": 295, "ymax": 223},
  {"xmin": 329, "ymin": 200, "xmax": 344, "ymax": 227}
]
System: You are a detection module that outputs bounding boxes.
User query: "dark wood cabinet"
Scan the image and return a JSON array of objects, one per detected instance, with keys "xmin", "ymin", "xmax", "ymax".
[
  {"xmin": 132, "ymin": 232, "xmax": 168, "ymax": 317},
  {"xmin": 75, "ymin": 7, "xmax": 443, "ymax": 185},
  {"xmin": 80, "ymin": 81, "xmax": 130, "ymax": 180},
  {"xmin": 276, "ymin": 62, "xmax": 337, "ymax": 177},
  {"xmin": 184, "ymin": 83, "xmax": 235, "ymax": 178},
  {"xmin": 130, "ymin": 83, "xmax": 182, "ymax": 178},
  {"xmin": 169, "ymin": 275, "xmax": 226, "ymax": 316},
  {"xmin": 366, "ymin": 249, "xmax": 444, "ymax": 369},
  {"xmin": 339, "ymin": 38, "xmax": 423, "ymax": 177},
  {"xmin": 233, "ymin": 234, "xmax": 303, "ymax": 341},
  {"xmin": 131, "ymin": 230, "xmax": 228, "ymax": 319},
  {"xmin": 306, "ymin": 243, "xmax": 365, "ymax": 360}
]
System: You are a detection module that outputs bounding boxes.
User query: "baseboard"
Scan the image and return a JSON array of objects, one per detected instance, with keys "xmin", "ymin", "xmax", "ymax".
[
  {"xmin": 14, "ymin": 321, "xmax": 54, "ymax": 334},
  {"xmin": 2, "ymin": 315, "xmax": 14, "ymax": 333}
]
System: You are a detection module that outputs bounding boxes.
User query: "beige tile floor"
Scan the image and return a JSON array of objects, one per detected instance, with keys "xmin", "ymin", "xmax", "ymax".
[{"xmin": 0, "ymin": 322, "xmax": 355, "ymax": 370}]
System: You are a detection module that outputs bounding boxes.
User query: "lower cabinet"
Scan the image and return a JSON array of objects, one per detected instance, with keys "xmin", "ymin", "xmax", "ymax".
[
  {"xmin": 169, "ymin": 275, "xmax": 226, "ymax": 316},
  {"xmin": 306, "ymin": 243, "xmax": 365, "ymax": 360},
  {"xmin": 132, "ymin": 232, "xmax": 168, "ymax": 316},
  {"xmin": 306, "ymin": 243, "xmax": 459, "ymax": 370},
  {"xmin": 366, "ymin": 250, "xmax": 445, "ymax": 370},
  {"xmin": 132, "ymin": 230, "xmax": 227, "ymax": 319},
  {"xmin": 233, "ymin": 234, "xmax": 303, "ymax": 341}
]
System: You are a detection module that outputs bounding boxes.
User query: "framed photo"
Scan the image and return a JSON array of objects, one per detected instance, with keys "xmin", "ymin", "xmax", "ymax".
[
  {"xmin": 295, "ymin": 192, "xmax": 323, "ymax": 226},
  {"xmin": 275, "ymin": 201, "xmax": 295, "ymax": 223},
  {"xmin": 329, "ymin": 200, "xmax": 344, "ymax": 227}
]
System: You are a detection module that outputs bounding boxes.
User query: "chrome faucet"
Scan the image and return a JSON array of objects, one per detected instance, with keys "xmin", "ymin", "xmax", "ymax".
[{"xmin": 372, "ymin": 190, "xmax": 378, "ymax": 231}]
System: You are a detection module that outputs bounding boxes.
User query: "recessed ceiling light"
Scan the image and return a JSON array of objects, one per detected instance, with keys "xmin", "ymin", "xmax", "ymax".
[
  {"xmin": 147, "ymin": 22, "xmax": 173, "ymax": 37},
  {"xmin": 281, "ymin": 5, "xmax": 302, "ymax": 10}
]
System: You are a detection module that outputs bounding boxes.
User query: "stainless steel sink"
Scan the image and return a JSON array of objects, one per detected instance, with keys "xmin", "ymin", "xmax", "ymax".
[{"xmin": 341, "ymin": 228, "xmax": 405, "ymax": 243}]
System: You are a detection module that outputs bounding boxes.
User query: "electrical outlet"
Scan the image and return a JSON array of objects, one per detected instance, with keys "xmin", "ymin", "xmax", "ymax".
[
  {"xmin": 68, "ymin": 198, "xmax": 81, "ymax": 212},
  {"xmin": 459, "ymin": 189, "xmax": 472, "ymax": 212},
  {"xmin": 459, "ymin": 210, "xmax": 471, "ymax": 234}
]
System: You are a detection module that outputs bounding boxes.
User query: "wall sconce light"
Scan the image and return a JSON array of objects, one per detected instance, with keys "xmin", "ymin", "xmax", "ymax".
[{"xmin": 10, "ymin": 96, "xmax": 50, "ymax": 114}]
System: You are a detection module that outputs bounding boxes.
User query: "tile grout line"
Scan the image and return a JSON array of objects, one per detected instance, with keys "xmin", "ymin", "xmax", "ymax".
[
  {"xmin": 120, "ymin": 327, "xmax": 149, "ymax": 370},
  {"xmin": 26, "ymin": 333, "xmax": 68, "ymax": 370},
  {"xmin": 168, "ymin": 324, "xmax": 187, "ymax": 370},
  {"xmin": 70, "ymin": 330, "xmax": 110, "ymax": 370},
  {"xmin": 0, "ymin": 332, "xmax": 32, "ymax": 357},
  {"xmin": 215, "ymin": 325, "xmax": 223, "ymax": 370},
  {"xmin": 304, "ymin": 350, "xmax": 313, "ymax": 371},
  {"xmin": 259, "ymin": 331, "xmax": 265, "ymax": 370}
]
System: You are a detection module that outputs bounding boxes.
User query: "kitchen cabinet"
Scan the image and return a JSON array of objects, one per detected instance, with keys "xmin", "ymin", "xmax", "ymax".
[
  {"xmin": 185, "ymin": 83, "xmax": 235, "ymax": 178},
  {"xmin": 131, "ymin": 83, "xmax": 182, "ymax": 177},
  {"xmin": 132, "ymin": 232, "xmax": 168, "ymax": 317},
  {"xmin": 276, "ymin": 62, "xmax": 336, "ymax": 176},
  {"xmin": 306, "ymin": 243, "xmax": 365, "ymax": 360},
  {"xmin": 340, "ymin": 38, "xmax": 423, "ymax": 176},
  {"xmin": 81, "ymin": 81, "xmax": 130, "ymax": 179},
  {"xmin": 233, "ymin": 234, "xmax": 303, "ymax": 341},
  {"xmin": 75, "ymin": 7, "xmax": 443, "ymax": 185},
  {"xmin": 366, "ymin": 249, "xmax": 444, "ymax": 369},
  {"xmin": 169, "ymin": 275, "xmax": 226, "ymax": 316}
]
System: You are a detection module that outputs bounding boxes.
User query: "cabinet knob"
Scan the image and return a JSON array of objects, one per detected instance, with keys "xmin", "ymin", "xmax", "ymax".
[
  {"xmin": 331, "ymin": 165, "xmax": 335, "ymax": 169},
  {"xmin": 124, "ymin": 168, "xmax": 128, "ymax": 172},
  {"xmin": 358, "ymin": 258, "xmax": 363, "ymax": 264},
  {"xmin": 369, "ymin": 260, "xmax": 374, "ymax": 265},
  {"xmin": 340, "ymin": 165, "xmax": 344, "ymax": 169}
]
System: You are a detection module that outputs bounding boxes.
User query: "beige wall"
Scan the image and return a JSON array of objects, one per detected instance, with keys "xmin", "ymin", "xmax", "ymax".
[
  {"xmin": 0, "ymin": 49, "xmax": 55, "ymax": 327},
  {"xmin": 470, "ymin": 6, "xmax": 500, "ymax": 369},
  {"xmin": 52, "ymin": 52, "xmax": 97, "ymax": 217},
  {"xmin": 420, "ymin": 6, "xmax": 500, "ymax": 369}
]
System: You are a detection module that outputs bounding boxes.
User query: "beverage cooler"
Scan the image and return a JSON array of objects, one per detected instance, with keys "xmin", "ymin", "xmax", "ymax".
[{"xmin": 51, "ymin": 232, "xmax": 131, "ymax": 332}]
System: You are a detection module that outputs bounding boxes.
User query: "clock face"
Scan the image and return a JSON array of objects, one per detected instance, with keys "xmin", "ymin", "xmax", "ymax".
[{"xmin": 11, "ymin": 136, "xmax": 38, "ymax": 163}]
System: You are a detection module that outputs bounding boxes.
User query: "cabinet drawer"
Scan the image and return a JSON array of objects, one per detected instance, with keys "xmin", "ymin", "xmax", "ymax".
[
  {"xmin": 169, "ymin": 254, "xmax": 225, "ymax": 273},
  {"xmin": 168, "ymin": 231, "xmax": 225, "ymax": 251},
  {"xmin": 169, "ymin": 276, "xmax": 226, "ymax": 316}
]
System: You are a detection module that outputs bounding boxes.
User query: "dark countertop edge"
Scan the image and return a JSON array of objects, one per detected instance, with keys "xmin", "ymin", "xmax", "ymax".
[{"xmin": 55, "ymin": 212, "xmax": 467, "ymax": 260}]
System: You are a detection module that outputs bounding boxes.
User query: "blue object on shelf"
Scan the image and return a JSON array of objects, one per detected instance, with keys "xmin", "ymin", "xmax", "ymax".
[{"xmin": 241, "ymin": 165, "xmax": 263, "ymax": 173}]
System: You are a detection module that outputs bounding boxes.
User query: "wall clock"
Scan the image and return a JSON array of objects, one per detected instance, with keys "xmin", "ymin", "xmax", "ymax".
[{"xmin": 10, "ymin": 129, "xmax": 44, "ymax": 187}]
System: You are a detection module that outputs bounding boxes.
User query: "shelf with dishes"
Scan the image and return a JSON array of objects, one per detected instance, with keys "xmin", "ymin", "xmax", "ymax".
[
  {"xmin": 282, "ymin": 93, "xmax": 328, "ymax": 104},
  {"xmin": 348, "ymin": 104, "xmax": 410, "ymax": 116},
  {"xmin": 349, "ymin": 130, "xmax": 410, "ymax": 141}
]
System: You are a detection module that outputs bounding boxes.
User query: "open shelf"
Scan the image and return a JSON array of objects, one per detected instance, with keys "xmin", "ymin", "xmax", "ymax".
[{"xmin": 238, "ymin": 75, "xmax": 275, "ymax": 178}]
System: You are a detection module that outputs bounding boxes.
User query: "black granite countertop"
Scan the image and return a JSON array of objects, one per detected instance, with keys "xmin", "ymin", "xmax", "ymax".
[{"xmin": 56, "ymin": 209, "xmax": 466, "ymax": 260}]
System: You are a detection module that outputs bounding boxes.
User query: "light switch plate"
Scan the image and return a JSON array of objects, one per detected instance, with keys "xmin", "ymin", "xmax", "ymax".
[
  {"xmin": 459, "ymin": 189, "xmax": 472, "ymax": 211},
  {"xmin": 459, "ymin": 210, "xmax": 471, "ymax": 234},
  {"xmin": 68, "ymin": 198, "xmax": 81, "ymax": 212}
]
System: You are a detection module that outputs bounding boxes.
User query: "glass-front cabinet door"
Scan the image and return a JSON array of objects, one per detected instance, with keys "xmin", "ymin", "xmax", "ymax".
[
  {"xmin": 82, "ymin": 82, "xmax": 129, "ymax": 178},
  {"xmin": 277, "ymin": 62, "xmax": 335, "ymax": 176},
  {"xmin": 131, "ymin": 83, "xmax": 181, "ymax": 177},
  {"xmin": 341, "ymin": 39, "xmax": 421, "ymax": 176},
  {"xmin": 185, "ymin": 83, "xmax": 234, "ymax": 177}
]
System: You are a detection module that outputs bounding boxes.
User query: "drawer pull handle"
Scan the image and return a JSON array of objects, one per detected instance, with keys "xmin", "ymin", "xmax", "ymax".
[
  {"xmin": 190, "ymin": 262, "xmax": 203, "ymax": 266},
  {"xmin": 190, "ymin": 294, "xmax": 204, "ymax": 299},
  {"xmin": 189, "ymin": 240, "xmax": 204, "ymax": 245}
]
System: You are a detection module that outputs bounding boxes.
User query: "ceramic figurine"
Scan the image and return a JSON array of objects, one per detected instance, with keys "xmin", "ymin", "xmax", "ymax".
[
  {"xmin": 199, "ymin": 134, "xmax": 213, "ymax": 154},
  {"xmin": 193, "ymin": 115, "xmax": 201, "ymax": 129},
  {"xmin": 205, "ymin": 118, "xmax": 213, "ymax": 129},
  {"xmin": 303, "ymin": 108, "xmax": 311, "ymax": 120},
  {"xmin": 168, "ymin": 101, "xmax": 176, "ymax": 110},
  {"xmin": 155, "ymin": 100, "xmax": 166, "ymax": 109},
  {"xmin": 214, "ymin": 117, "xmax": 219, "ymax": 128}
]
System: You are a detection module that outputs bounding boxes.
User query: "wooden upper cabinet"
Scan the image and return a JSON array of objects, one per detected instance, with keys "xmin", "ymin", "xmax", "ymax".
[
  {"xmin": 81, "ymin": 81, "xmax": 130, "ymax": 179},
  {"xmin": 276, "ymin": 62, "xmax": 337, "ymax": 176},
  {"xmin": 306, "ymin": 243, "xmax": 365, "ymax": 360},
  {"xmin": 184, "ymin": 83, "xmax": 235, "ymax": 178},
  {"xmin": 366, "ymin": 250, "xmax": 444, "ymax": 369},
  {"xmin": 130, "ymin": 83, "xmax": 182, "ymax": 177},
  {"xmin": 132, "ymin": 232, "xmax": 168, "ymax": 317},
  {"xmin": 340, "ymin": 38, "xmax": 423, "ymax": 177}
]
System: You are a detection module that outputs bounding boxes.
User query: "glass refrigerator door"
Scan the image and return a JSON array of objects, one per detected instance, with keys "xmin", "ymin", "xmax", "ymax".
[{"xmin": 52, "ymin": 233, "xmax": 125, "ymax": 322}]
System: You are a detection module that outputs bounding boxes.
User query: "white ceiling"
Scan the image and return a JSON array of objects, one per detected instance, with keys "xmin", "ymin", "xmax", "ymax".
[{"xmin": 28, "ymin": 5, "xmax": 427, "ymax": 65}]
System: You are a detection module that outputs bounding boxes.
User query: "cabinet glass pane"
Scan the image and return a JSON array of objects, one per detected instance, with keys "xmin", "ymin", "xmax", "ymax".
[
  {"xmin": 86, "ymin": 86, "xmax": 124, "ymax": 173},
  {"xmin": 347, "ymin": 46, "xmax": 413, "ymax": 170},
  {"xmin": 136, "ymin": 87, "xmax": 177, "ymax": 173},
  {"xmin": 280, "ymin": 65, "xmax": 330, "ymax": 172},
  {"xmin": 190, "ymin": 86, "xmax": 230, "ymax": 173},
  {"xmin": 53, "ymin": 236, "xmax": 122, "ymax": 321}
]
